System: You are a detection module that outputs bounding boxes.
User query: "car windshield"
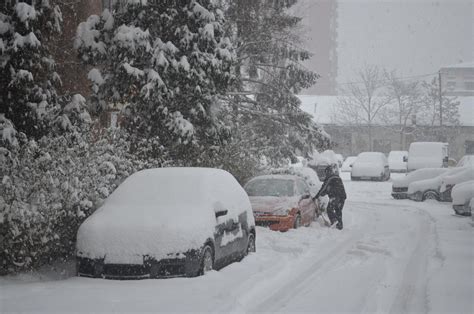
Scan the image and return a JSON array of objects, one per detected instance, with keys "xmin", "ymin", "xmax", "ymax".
[
  {"xmin": 358, "ymin": 153, "xmax": 382, "ymax": 163},
  {"xmin": 245, "ymin": 178, "xmax": 294, "ymax": 197}
]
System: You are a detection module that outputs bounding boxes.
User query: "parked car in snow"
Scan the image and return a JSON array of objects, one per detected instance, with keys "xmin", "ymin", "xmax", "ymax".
[
  {"xmin": 76, "ymin": 168, "xmax": 256, "ymax": 279},
  {"xmin": 351, "ymin": 152, "xmax": 390, "ymax": 181},
  {"xmin": 406, "ymin": 142, "xmax": 449, "ymax": 172},
  {"xmin": 439, "ymin": 168, "xmax": 474, "ymax": 201},
  {"xmin": 388, "ymin": 151, "xmax": 408, "ymax": 173},
  {"xmin": 451, "ymin": 180, "xmax": 474, "ymax": 216},
  {"xmin": 407, "ymin": 167, "xmax": 467, "ymax": 201},
  {"xmin": 391, "ymin": 168, "xmax": 449, "ymax": 199},
  {"xmin": 308, "ymin": 150, "xmax": 340, "ymax": 181},
  {"xmin": 341, "ymin": 156, "xmax": 357, "ymax": 172},
  {"xmin": 244, "ymin": 174, "xmax": 318, "ymax": 232},
  {"xmin": 457, "ymin": 155, "xmax": 474, "ymax": 168}
]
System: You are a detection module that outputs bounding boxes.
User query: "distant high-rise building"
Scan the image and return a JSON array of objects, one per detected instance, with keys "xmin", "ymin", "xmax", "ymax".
[{"xmin": 299, "ymin": 0, "xmax": 338, "ymax": 95}]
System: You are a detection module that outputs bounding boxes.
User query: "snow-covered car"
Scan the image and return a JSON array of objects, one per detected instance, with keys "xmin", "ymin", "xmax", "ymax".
[
  {"xmin": 439, "ymin": 168, "xmax": 474, "ymax": 201},
  {"xmin": 406, "ymin": 142, "xmax": 449, "ymax": 172},
  {"xmin": 76, "ymin": 168, "xmax": 256, "ymax": 279},
  {"xmin": 340, "ymin": 156, "xmax": 357, "ymax": 172},
  {"xmin": 391, "ymin": 168, "xmax": 449, "ymax": 199},
  {"xmin": 451, "ymin": 180, "xmax": 474, "ymax": 216},
  {"xmin": 244, "ymin": 174, "xmax": 318, "ymax": 232},
  {"xmin": 351, "ymin": 152, "xmax": 390, "ymax": 181},
  {"xmin": 407, "ymin": 167, "xmax": 467, "ymax": 202},
  {"xmin": 456, "ymin": 155, "xmax": 474, "ymax": 168},
  {"xmin": 388, "ymin": 150, "xmax": 408, "ymax": 173},
  {"xmin": 308, "ymin": 150, "xmax": 340, "ymax": 181}
]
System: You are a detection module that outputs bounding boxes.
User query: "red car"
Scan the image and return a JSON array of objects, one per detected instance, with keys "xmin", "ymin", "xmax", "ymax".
[{"xmin": 243, "ymin": 174, "xmax": 318, "ymax": 231}]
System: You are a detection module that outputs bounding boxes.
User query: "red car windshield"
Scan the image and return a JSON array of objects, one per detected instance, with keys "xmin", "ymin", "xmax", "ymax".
[{"xmin": 245, "ymin": 179, "xmax": 294, "ymax": 197}]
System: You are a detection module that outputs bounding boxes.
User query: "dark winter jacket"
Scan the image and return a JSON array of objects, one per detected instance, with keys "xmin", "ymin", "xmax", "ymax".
[{"xmin": 315, "ymin": 174, "xmax": 346, "ymax": 200}]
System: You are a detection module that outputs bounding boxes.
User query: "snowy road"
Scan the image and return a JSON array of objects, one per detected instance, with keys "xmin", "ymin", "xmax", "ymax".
[{"xmin": 1, "ymin": 174, "xmax": 473, "ymax": 313}]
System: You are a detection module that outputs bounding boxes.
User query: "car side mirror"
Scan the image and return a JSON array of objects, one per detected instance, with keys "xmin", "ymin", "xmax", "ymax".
[
  {"xmin": 215, "ymin": 209, "xmax": 228, "ymax": 218},
  {"xmin": 403, "ymin": 156, "xmax": 408, "ymax": 162}
]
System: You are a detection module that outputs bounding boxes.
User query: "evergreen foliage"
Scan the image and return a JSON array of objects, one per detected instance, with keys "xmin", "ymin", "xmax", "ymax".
[
  {"xmin": 74, "ymin": 0, "xmax": 235, "ymax": 164},
  {"xmin": 0, "ymin": 1, "xmax": 62, "ymax": 139},
  {"xmin": 221, "ymin": 0, "xmax": 329, "ymax": 174}
]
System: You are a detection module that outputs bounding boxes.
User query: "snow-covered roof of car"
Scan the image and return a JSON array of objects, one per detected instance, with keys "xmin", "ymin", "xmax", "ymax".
[
  {"xmin": 392, "ymin": 168, "xmax": 448, "ymax": 188},
  {"xmin": 76, "ymin": 167, "xmax": 253, "ymax": 262},
  {"xmin": 451, "ymin": 180, "xmax": 474, "ymax": 206},
  {"xmin": 440, "ymin": 167, "xmax": 474, "ymax": 192},
  {"xmin": 268, "ymin": 167, "xmax": 322, "ymax": 195},
  {"xmin": 407, "ymin": 167, "xmax": 466, "ymax": 193}
]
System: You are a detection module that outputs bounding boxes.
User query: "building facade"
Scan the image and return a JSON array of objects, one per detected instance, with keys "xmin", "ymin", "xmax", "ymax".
[
  {"xmin": 440, "ymin": 62, "xmax": 474, "ymax": 97},
  {"xmin": 298, "ymin": 95, "xmax": 474, "ymax": 161}
]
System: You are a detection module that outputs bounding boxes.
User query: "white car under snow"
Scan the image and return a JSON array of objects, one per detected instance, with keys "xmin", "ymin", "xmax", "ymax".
[
  {"xmin": 451, "ymin": 180, "xmax": 474, "ymax": 216},
  {"xmin": 391, "ymin": 168, "xmax": 449, "ymax": 199},
  {"xmin": 341, "ymin": 156, "xmax": 357, "ymax": 172},
  {"xmin": 76, "ymin": 168, "xmax": 256, "ymax": 279},
  {"xmin": 439, "ymin": 167, "xmax": 474, "ymax": 201},
  {"xmin": 388, "ymin": 150, "xmax": 408, "ymax": 173},
  {"xmin": 407, "ymin": 167, "xmax": 467, "ymax": 202},
  {"xmin": 351, "ymin": 152, "xmax": 390, "ymax": 181}
]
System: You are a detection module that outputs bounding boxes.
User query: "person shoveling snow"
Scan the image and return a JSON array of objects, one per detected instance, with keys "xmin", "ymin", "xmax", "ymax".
[{"xmin": 313, "ymin": 165, "xmax": 347, "ymax": 230}]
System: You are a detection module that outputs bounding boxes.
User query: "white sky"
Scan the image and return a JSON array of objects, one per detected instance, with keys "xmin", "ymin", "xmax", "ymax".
[{"xmin": 299, "ymin": 0, "xmax": 473, "ymax": 89}]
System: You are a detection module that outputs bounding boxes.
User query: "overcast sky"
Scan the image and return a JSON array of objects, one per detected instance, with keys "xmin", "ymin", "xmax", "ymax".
[{"xmin": 298, "ymin": 0, "xmax": 473, "ymax": 91}]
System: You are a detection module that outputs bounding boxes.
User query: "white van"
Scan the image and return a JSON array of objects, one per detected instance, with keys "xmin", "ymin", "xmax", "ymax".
[{"xmin": 405, "ymin": 142, "xmax": 449, "ymax": 172}]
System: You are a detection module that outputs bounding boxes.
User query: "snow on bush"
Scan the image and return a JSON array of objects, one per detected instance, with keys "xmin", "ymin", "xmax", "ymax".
[{"xmin": 77, "ymin": 168, "xmax": 253, "ymax": 263}]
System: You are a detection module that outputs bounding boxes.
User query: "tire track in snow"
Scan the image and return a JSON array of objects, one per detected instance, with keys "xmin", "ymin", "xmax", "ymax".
[
  {"xmin": 388, "ymin": 205, "xmax": 437, "ymax": 314},
  {"xmin": 246, "ymin": 202, "xmax": 375, "ymax": 313}
]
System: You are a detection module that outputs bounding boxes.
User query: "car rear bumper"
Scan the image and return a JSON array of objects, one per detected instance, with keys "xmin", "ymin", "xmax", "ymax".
[
  {"xmin": 439, "ymin": 188, "xmax": 452, "ymax": 202},
  {"xmin": 408, "ymin": 192, "xmax": 423, "ymax": 202},
  {"xmin": 76, "ymin": 251, "xmax": 201, "ymax": 279},
  {"xmin": 391, "ymin": 192, "xmax": 408, "ymax": 199},
  {"xmin": 351, "ymin": 176, "xmax": 381, "ymax": 181},
  {"xmin": 255, "ymin": 215, "xmax": 294, "ymax": 232},
  {"xmin": 453, "ymin": 204, "xmax": 472, "ymax": 216}
]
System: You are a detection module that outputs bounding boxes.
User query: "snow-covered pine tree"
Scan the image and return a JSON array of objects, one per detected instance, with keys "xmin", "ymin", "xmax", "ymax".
[
  {"xmin": 0, "ymin": 1, "xmax": 62, "ymax": 139},
  {"xmin": 75, "ymin": 0, "xmax": 235, "ymax": 165},
  {"xmin": 218, "ymin": 0, "xmax": 330, "ymax": 176}
]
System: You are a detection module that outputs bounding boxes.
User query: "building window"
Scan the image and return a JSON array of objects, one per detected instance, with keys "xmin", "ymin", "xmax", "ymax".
[
  {"xmin": 465, "ymin": 141, "xmax": 474, "ymax": 155},
  {"xmin": 465, "ymin": 82, "xmax": 474, "ymax": 90},
  {"xmin": 446, "ymin": 81, "xmax": 456, "ymax": 90}
]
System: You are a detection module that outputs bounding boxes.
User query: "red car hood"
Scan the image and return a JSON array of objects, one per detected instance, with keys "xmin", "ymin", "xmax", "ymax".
[{"xmin": 249, "ymin": 196, "xmax": 299, "ymax": 215}]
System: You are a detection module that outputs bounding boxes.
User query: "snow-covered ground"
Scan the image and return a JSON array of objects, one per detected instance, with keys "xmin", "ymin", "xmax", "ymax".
[{"xmin": 1, "ymin": 173, "xmax": 473, "ymax": 313}]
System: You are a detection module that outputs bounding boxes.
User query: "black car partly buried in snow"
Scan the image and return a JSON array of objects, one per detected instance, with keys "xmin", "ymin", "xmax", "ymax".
[{"xmin": 76, "ymin": 168, "xmax": 256, "ymax": 279}]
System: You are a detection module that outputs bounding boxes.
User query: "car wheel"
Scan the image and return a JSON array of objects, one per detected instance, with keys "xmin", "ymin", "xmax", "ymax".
[
  {"xmin": 200, "ymin": 245, "xmax": 214, "ymax": 275},
  {"xmin": 293, "ymin": 214, "xmax": 301, "ymax": 229},
  {"xmin": 247, "ymin": 233, "xmax": 256, "ymax": 254},
  {"xmin": 423, "ymin": 191, "xmax": 438, "ymax": 201}
]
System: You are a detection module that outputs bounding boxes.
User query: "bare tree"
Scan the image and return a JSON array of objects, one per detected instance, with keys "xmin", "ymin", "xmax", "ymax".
[
  {"xmin": 380, "ymin": 70, "xmax": 422, "ymax": 150},
  {"xmin": 332, "ymin": 65, "xmax": 390, "ymax": 151}
]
